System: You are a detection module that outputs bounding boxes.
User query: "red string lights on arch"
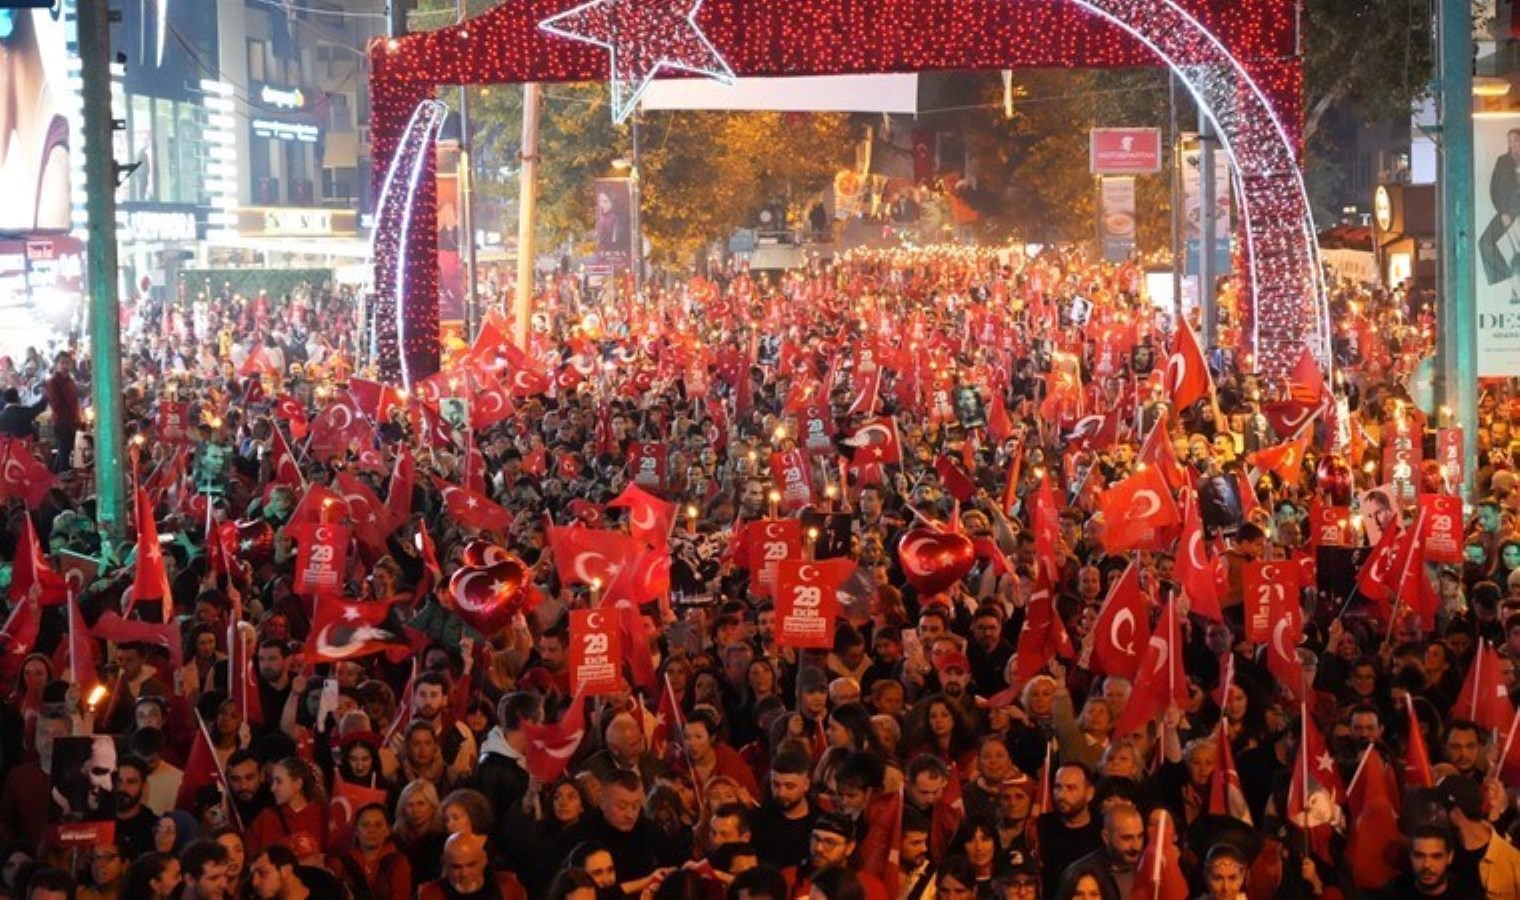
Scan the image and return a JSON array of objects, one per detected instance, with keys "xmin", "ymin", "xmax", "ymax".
[{"xmin": 369, "ymin": 0, "xmax": 1307, "ymax": 383}]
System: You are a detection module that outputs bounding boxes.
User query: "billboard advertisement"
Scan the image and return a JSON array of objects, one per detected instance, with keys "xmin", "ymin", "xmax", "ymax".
[
  {"xmin": 589, "ymin": 177, "xmax": 633, "ymax": 276},
  {"xmin": 0, "ymin": 7, "xmax": 74, "ymax": 233},
  {"xmin": 1182, "ymin": 139, "xmax": 1231, "ymax": 277},
  {"xmin": 1098, "ymin": 176, "xmax": 1135, "ymax": 263},
  {"xmin": 1474, "ymin": 113, "xmax": 1520, "ymax": 376},
  {"xmin": 1090, "ymin": 128, "xmax": 1162, "ymax": 175}
]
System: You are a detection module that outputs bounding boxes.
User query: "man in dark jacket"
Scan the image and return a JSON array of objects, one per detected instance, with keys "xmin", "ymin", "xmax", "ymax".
[
  {"xmin": 471, "ymin": 692, "xmax": 538, "ymax": 876},
  {"xmin": 42, "ymin": 351, "xmax": 79, "ymax": 473},
  {"xmin": 547, "ymin": 770, "xmax": 676, "ymax": 895},
  {"xmin": 1060, "ymin": 803, "xmax": 1143, "ymax": 897},
  {"xmin": 0, "ymin": 388, "xmax": 46, "ymax": 439}
]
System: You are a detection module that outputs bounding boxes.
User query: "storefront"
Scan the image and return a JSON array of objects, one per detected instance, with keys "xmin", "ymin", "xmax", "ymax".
[
  {"xmin": 204, "ymin": 206, "xmax": 369, "ymax": 271},
  {"xmin": 1370, "ymin": 183, "xmax": 1437, "ymax": 291}
]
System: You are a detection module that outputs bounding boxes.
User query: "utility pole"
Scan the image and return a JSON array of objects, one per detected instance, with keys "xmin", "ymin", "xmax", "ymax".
[
  {"xmin": 514, "ymin": 83, "xmax": 541, "ymax": 351},
  {"xmin": 78, "ymin": 0, "xmax": 126, "ymax": 539},
  {"xmin": 630, "ymin": 111, "xmax": 643, "ymax": 299},
  {"xmin": 1436, "ymin": 0, "xmax": 1477, "ymax": 500},
  {"xmin": 1169, "ymin": 73, "xmax": 1182, "ymax": 327},
  {"xmin": 387, "ymin": 0, "xmax": 407, "ymax": 40},
  {"xmin": 1198, "ymin": 107, "xmax": 1218, "ymax": 352},
  {"xmin": 456, "ymin": 0, "xmax": 478, "ymax": 341}
]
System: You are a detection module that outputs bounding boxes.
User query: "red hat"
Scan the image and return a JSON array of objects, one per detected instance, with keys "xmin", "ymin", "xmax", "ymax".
[{"xmin": 934, "ymin": 649, "xmax": 971, "ymax": 674}]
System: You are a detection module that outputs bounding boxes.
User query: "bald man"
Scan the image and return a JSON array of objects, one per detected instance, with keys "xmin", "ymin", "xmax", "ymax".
[
  {"xmin": 1062, "ymin": 803, "xmax": 1144, "ymax": 897},
  {"xmin": 418, "ymin": 833, "xmax": 527, "ymax": 900}
]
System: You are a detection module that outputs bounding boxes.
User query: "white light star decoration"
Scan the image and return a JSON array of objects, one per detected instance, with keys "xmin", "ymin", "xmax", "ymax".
[{"xmin": 538, "ymin": 0, "xmax": 735, "ymax": 124}]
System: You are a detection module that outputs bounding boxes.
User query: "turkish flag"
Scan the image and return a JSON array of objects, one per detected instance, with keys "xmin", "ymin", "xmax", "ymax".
[
  {"xmin": 306, "ymin": 597, "xmax": 406, "ymax": 662},
  {"xmin": 1014, "ymin": 572, "xmax": 1075, "ymax": 681},
  {"xmin": 274, "ymin": 394, "xmax": 308, "ymax": 440},
  {"xmin": 1030, "ymin": 476, "xmax": 1063, "ymax": 579},
  {"xmin": 933, "ymin": 455, "xmax": 977, "ymax": 503},
  {"xmin": 347, "ymin": 377, "xmax": 406, "ymax": 422},
  {"xmin": 238, "ymin": 346, "xmax": 277, "ymax": 377},
  {"xmin": 1165, "ymin": 319, "xmax": 1211, "ymax": 409},
  {"xmin": 470, "ymin": 370, "xmax": 516, "ymax": 431},
  {"xmin": 1263, "ymin": 400, "xmax": 1318, "ymax": 441},
  {"xmin": 1402, "ymin": 693, "xmax": 1434, "ymax": 789},
  {"xmin": 986, "ymin": 392, "xmax": 1015, "ymax": 444},
  {"xmin": 0, "ymin": 600, "xmax": 39, "ymax": 681},
  {"xmin": 0, "ymin": 438, "xmax": 55, "ymax": 509},
  {"xmin": 1265, "ymin": 589, "xmax": 1304, "ymax": 698},
  {"xmin": 1090, "ymin": 562, "xmax": 1150, "ymax": 679},
  {"xmin": 11, "ymin": 513, "xmax": 66, "ymax": 606},
  {"xmin": 1208, "ymin": 715, "xmax": 1252, "ymax": 823},
  {"xmin": 269, "ymin": 425, "xmax": 304, "ymax": 490},
  {"xmin": 844, "ymin": 417, "xmax": 902, "ymax": 465},
  {"xmin": 1249, "ymin": 435, "xmax": 1310, "ymax": 486},
  {"xmin": 607, "ymin": 484, "xmax": 675, "ymax": 549},
  {"xmin": 1453, "ymin": 640, "xmax": 1515, "ymax": 736},
  {"xmin": 430, "ymin": 475, "xmax": 512, "ymax": 533},
  {"xmin": 1066, "ymin": 410, "xmax": 1120, "ymax": 450},
  {"xmin": 506, "ymin": 365, "xmax": 551, "ymax": 398},
  {"xmin": 130, "ymin": 489, "xmax": 173, "ymax": 621},
  {"xmin": 1175, "ymin": 491, "xmax": 1222, "ymax": 622},
  {"xmin": 175, "ymin": 714, "xmax": 226, "ymax": 812},
  {"xmin": 1139, "ymin": 421, "xmax": 1187, "ymax": 491},
  {"xmin": 229, "ymin": 593, "xmax": 264, "ymax": 725},
  {"xmin": 1099, "ymin": 464, "xmax": 1179, "ymax": 553},
  {"xmin": 57, "ymin": 587, "xmax": 98, "ymax": 687},
  {"xmin": 1131, "ymin": 810, "xmax": 1189, "ymax": 900},
  {"xmin": 521, "ymin": 693, "xmax": 589, "ymax": 782},
  {"xmin": 335, "ymin": 471, "xmax": 397, "ymax": 555},
  {"xmin": 1115, "ymin": 598, "xmax": 1186, "ymax": 737},
  {"xmin": 546, "ymin": 525, "xmax": 641, "ymax": 588},
  {"xmin": 330, "ymin": 777, "xmax": 389, "ymax": 848},
  {"xmin": 1346, "ymin": 747, "xmax": 1403, "ymax": 890},
  {"xmin": 386, "ymin": 449, "xmax": 416, "ymax": 525},
  {"xmin": 90, "ymin": 612, "xmax": 183, "ymax": 669},
  {"xmin": 1288, "ymin": 707, "xmax": 1346, "ymax": 861},
  {"xmin": 1288, "ymin": 346, "xmax": 1326, "ymax": 406},
  {"xmin": 309, "ymin": 397, "xmax": 372, "ymax": 457}
]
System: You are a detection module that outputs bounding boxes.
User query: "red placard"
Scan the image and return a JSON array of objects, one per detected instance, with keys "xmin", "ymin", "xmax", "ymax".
[
  {"xmin": 685, "ymin": 364, "xmax": 709, "ymax": 399},
  {"xmin": 293, "ymin": 524, "xmax": 351, "ymax": 596},
  {"xmin": 1243, "ymin": 560, "xmax": 1299, "ymax": 644},
  {"xmin": 1090, "ymin": 128, "xmax": 1163, "ymax": 174},
  {"xmin": 1437, "ymin": 428, "xmax": 1463, "ymax": 490},
  {"xmin": 1420, "ymin": 494, "xmax": 1464, "ymax": 564},
  {"xmin": 569, "ymin": 609, "xmax": 624, "ymax": 696},
  {"xmin": 746, "ymin": 518, "xmax": 801, "ymax": 597},
  {"xmin": 796, "ymin": 404, "xmax": 836, "ymax": 456},
  {"xmin": 1310, "ymin": 504, "xmax": 1352, "ymax": 547},
  {"xmin": 1383, "ymin": 441, "xmax": 1422, "ymax": 505},
  {"xmin": 157, "ymin": 400, "xmax": 192, "ymax": 444},
  {"xmin": 771, "ymin": 449, "xmax": 814, "ymax": 511},
  {"xmin": 628, "ymin": 442, "xmax": 667, "ymax": 491},
  {"xmin": 774, "ymin": 560, "xmax": 839, "ymax": 649}
]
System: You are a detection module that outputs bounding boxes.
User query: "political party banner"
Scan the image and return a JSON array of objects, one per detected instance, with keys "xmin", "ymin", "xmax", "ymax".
[
  {"xmin": 48, "ymin": 735, "xmax": 117, "ymax": 847},
  {"xmin": 628, "ymin": 442, "xmax": 667, "ymax": 491},
  {"xmin": 796, "ymin": 404, "xmax": 835, "ymax": 456},
  {"xmin": 1099, "ymin": 176, "xmax": 1136, "ymax": 263},
  {"xmin": 1243, "ymin": 560, "xmax": 1299, "ymax": 644},
  {"xmin": 1419, "ymin": 494, "xmax": 1465, "ymax": 564},
  {"xmin": 747, "ymin": 518, "xmax": 801, "ymax": 598},
  {"xmin": 774, "ymin": 560, "xmax": 840, "ymax": 649},
  {"xmin": 1473, "ymin": 113, "xmax": 1520, "ymax": 376},
  {"xmin": 1382, "ymin": 438, "xmax": 1422, "ymax": 506},
  {"xmin": 293, "ymin": 524, "xmax": 350, "ymax": 596},
  {"xmin": 569, "ymin": 609, "xmax": 624, "ymax": 696}
]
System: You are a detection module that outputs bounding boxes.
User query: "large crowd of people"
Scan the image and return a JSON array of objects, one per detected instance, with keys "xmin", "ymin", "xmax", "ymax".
[{"xmin": 0, "ymin": 244, "xmax": 1514, "ymax": 900}]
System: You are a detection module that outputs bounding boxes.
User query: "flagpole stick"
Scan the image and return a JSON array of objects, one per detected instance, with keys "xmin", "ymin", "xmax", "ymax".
[
  {"xmin": 1499, "ymin": 713, "xmax": 1520, "ymax": 780},
  {"xmin": 67, "ymin": 587, "xmax": 78, "ymax": 686},
  {"xmin": 1300, "ymin": 701, "xmax": 1311, "ymax": 860}
]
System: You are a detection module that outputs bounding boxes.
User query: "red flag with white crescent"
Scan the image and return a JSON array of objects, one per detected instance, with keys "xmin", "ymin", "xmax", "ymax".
[
  {"xmin": 1165, "ymin": 318, "xmax": 1211, "ymax": 410},
  {"xmin": 1098, "ymin": 464, "xmax": 1180, "ymax": 554},
  {"xmin": 1114, "ymin": 597, "xmax": 1186, "ymax": 737},
  {"xmin": 521, "ymin": 692, "xmax": 589, "ymax": 782},
  {"xmin": 1090, "ymin": 562, "xmax": 1149, "ymax": 680}
]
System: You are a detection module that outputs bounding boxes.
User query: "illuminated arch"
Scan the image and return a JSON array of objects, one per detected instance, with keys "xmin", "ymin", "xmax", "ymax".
[{"xmin": 370, "ymin": 0, "xmax": 1321, "ymax": 380}]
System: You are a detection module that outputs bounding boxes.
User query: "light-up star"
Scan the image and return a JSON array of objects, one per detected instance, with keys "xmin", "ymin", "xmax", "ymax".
[{"xmin": 538, "ymin": 0, "xmax": 734, "ymax": 124}]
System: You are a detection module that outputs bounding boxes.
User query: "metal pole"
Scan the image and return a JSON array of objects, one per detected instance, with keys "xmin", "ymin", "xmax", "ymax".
[
  {"xmin": 1169, "ymin": 73, "xmax": 1182, "ymax": 326},
  {"xmin": 631, "ymin": 112, "xmax": 644, "ymax": 299},
  {"xmin": 79, "ymin": 0, "xmax": 126, "ymax": 539},
  {"xmin": 1198, "ymin": 106, "xmax": 1218, "ymax": 351},
  {"xmin": 514, "ymin": 83, "xmax": 541, "ymax": 351},
  {"xmin": 387, "ymin": 0, "xmax": 407, "ymax": 38},
  {"xmin": 1437, "ymin": 0, "xmax": 1477, "ymax": 499},
  {"xmin": 456, "ymin": 0, "xmax": 478, "ymax": 341}
]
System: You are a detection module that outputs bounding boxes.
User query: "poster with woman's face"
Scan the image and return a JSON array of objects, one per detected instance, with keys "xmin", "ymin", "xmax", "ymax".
[{"xmin": 592, "ymin": 178, "xmax": 633, "ymax": 273}]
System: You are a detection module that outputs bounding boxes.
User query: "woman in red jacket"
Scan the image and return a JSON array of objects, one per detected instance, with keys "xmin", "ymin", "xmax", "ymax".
[
  {"xmin": 244, "ymin": 757, "xmax": 327, "ymax": 857},
  {"xmin": 330, "ymin": 803, "xmax": 413, "ymax": 900}
]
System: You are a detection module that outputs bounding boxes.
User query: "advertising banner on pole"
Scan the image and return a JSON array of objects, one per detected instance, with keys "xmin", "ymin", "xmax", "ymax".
[
  {"xmin": 1091, "ymin": 128, "xmax": 1162, "ymax": 174},
  {"xmin": 1182, "ymin": 138, "xmax": 1231, "ymax": 277},
  {"xmin": 1472, "ymin": 113, "xmax": 1520, "ymax": 375},
  {"xmin": 589, "ymin": 177, "xmax": 634, "ymax": 276},
  {"xmin": 1099, "ymin": 176, "xmax": 1136, "ymax": 263}
]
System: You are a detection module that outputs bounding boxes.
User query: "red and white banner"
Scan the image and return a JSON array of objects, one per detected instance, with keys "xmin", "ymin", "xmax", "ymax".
[
  {"xmin": 774, "ymin": 560, "xmax": 842, "ymax": 649},
  {"xmin": 1436, "ymin": 428, "xmax": 1463, "ymax": 490},
  {"xmin": 1382, "ymin": 440, "xmax": 1422, "ymax": 506},
  {"xmin": 771, "ymin": 449, "xmax": 814, "ymax": 511},
  {"xmin": 627, "ymin": 442, "xmax": 667, "ymax": 491},
  {"xmin": 796, "ymin": 404, "xmax": 835, "ymax": 456},
  {"xmin": 1090, "ymin": 128, "xmax": 1163, "ymax": 175},
  {"xmin": 1243, "ymin": 561, "xmax": 1299, "ymax": 645},
  {"xmin": 1310, "ymin": 505, "xmax": 1352, "ymax": 547},
  {"xmin": 157, "ymin": 401, "xmax": 192, "ymax": 443},
  {"xmin": 293, "ymin": 524, "xmax": 350, "ymax": 596},
  {"xmin": 1419, "ymin": 494, "xmax": 1464, "ymax": 564},
  {"xmin": 569, "ymin": 609, "xmax": 624, "ymax": 696},
  {"xmin": 746, "ymin": 518, "xmax": 801, "ymax": 597}
]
